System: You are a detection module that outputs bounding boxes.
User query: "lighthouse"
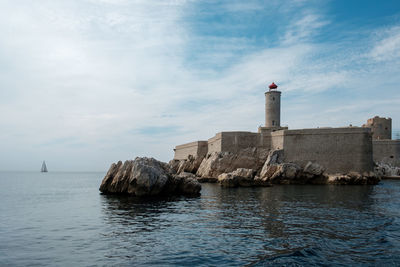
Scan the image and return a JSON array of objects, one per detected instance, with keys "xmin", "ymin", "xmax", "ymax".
[{"xmin": 265, "ymin": 82, "xmax": 281, "ymax": 128}]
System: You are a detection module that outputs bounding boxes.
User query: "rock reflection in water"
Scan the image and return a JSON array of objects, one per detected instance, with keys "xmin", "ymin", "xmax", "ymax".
[{"xmin": 99, "ymin": 183, "xmax": 400, "ymax": 266}]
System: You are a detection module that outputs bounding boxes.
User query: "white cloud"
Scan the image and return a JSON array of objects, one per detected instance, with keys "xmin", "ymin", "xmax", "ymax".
[
  {"xmin": 0, "ymin": 1, "xmax": 399, "ymax": 171},
  {"xmin": 282, "ymin": 13, "xmax": 328, "ymax": 45},
  {"xmin": 370, "ymin": 26, "xmax": 400, "ymax": 61}
]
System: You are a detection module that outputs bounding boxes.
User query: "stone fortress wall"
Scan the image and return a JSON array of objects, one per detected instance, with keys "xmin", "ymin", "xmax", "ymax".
[
  {"xmin": 281, "ymin": 127, "xmax": 373, "ymax": 173},
  {"xmin": 207, "ymin": 133, "xmax": 222, "ymax": 154},
  {"xmin": 372, "ymin": 140, "xmax": 400, "ymax": 167},
  {"xmin": 363, "ymin": 116, "xmax": 392, "ymax": 140},
  {"xmin": 218, "ymin": 132, "xmax": 267, "ymax": 153},
  {"xmin": 173, "ymin": 87, "xmax": 400, "ymax": 173},
  {"xmin": 173, "ymin": 141, "xmax": 208, "ymax": 160},
  {"xmin": 362, "ymin": 116, "xmax": 400, "ymax": 167},
  {"xmin": 174, "ymin": 127, "xmax": 374, "ymax": 174}
]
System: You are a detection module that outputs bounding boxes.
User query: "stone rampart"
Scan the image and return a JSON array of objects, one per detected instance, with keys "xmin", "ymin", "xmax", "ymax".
[
  {"xmin": 207, "ymin": 131, "xmax": 273, "ymax": 154},
  {"xmin": 373, "ymin": 140, "xmax": 400, "ymax": 167},
  {"xmin": 270, "ymin": 130, "xmax": 284, "ymax": 150},
  {"xmin": 363, "ymin": 116, "xmax": 392, "ymax": 140},
  {"xmin": 174, "ymin": 141, "xmax": 208, "ymax": 160},
  {"xmin": 174, "ymin": 127, "xmax": 376, "ymax": 175},
  {"xmin": 220, "ymin": 132, "xmax": 260, "ymax": 153},
  {"xmin": 281, "ymin": 127, "xmax": 373, "ymax": 174},
  {"xmin": 208, "ymin": 133, "xmax": 222, "ymax": 155}
]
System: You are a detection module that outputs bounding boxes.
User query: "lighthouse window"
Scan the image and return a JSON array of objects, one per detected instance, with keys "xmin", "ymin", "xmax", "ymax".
[
  {"xmin": 272, "ymin": 120, "xmax": 275, "ymax": 126},
  {"xmin": 272, "ymin": 97, "xmax": 275, "ymax": 101}
]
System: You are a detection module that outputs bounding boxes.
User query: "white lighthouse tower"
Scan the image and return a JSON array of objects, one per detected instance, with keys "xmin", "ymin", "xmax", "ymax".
[
  {"xmin": 259, "ymin": 82, "xmax": 287, "ymax": 134},
  {"xmin": 265, "ymin": 82, "xmax": 281, "ymax": 128}
]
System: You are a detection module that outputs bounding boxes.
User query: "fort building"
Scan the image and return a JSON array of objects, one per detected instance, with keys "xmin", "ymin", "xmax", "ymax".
[
  {"xmin": 173, "ymin": 83, "xmax": 400, "ymax": 173},
  {"xmin": 362, "ymin": 116, "xmax": 400, "ymax": 167},
  {"xmin": 363, "ymin": 116, "xmax": 392, "ymax": 140},
  {"xmin": 173, "ymin": 141, "xmax": 208, "ymax": 161}
]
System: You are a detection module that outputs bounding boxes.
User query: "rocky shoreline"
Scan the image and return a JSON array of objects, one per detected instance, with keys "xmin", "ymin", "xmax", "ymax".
[
  {"xmin": 99, "ymin": 157, "xmax": 201, "ymax": 197},
  {"xmin": 169, "ymin": 149, "xmax": 382, "ymax": 187},
  {"xmin": 98, "ymin": 149, "xmax": 396, "ymax": 197}
]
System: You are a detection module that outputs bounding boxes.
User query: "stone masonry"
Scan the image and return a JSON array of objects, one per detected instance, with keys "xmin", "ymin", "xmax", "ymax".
[{"xmin": 173, "ymin": 86, "xmax": 399, "ymax": 173}]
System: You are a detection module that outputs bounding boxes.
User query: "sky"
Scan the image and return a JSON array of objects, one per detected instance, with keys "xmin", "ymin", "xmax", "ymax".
[{"xmin": 1, "ymin": 0, "xmax": 400, "ymax": 171}]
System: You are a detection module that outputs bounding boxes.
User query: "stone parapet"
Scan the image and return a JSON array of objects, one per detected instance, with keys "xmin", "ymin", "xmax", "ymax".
[{"xmin": 174, "ymin": 141, "xmax": 208, "ymax": 160}]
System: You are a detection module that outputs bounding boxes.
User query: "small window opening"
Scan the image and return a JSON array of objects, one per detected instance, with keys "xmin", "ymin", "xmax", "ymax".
[
  {"xmin": 385, "ymin": 127, "xmax": 388, "ymax": 130},
  {"xmin": 272, "ymin": 97, "xmax": 275, "ymax": 101},
  {"xmin": 272, "ymin": 120, "xmax": 275, "ymax": 126},
  {"xmin": 390, "ymin": 156, "xmax": 394, "ymax": 159}
]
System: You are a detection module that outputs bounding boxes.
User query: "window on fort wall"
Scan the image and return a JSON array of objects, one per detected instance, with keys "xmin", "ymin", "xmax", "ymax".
[
  {"xmin": 272, "ymin": 120, "xmax": 275, "ymax": 126},
  {"xmin": 272, "ymin": 97, "xmax": 275, "ymax": 101}
]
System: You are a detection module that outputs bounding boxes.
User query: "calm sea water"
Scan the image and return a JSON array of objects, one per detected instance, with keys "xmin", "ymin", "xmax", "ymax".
[{"xmin": 1, "ymin": 171, "xmax": 400, "ymax": 266}]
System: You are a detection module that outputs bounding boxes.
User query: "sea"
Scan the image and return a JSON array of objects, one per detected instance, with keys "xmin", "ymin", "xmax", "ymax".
[{"xmin": 1, "ymin": 171, "xmax": 400, "ymax": 266}]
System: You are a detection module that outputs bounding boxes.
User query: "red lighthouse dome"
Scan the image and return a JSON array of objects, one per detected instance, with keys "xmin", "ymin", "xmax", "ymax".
[{"xmin": 269, "ymin": 82, "xmax": 278, "ymax": 90}]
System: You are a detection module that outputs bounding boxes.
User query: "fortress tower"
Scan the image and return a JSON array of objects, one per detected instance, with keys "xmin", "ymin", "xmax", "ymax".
[
  {"xmin": 265, "ymin": 82, "xmax": 281, "ymax": 128},
  {"xmin": 363, "ymin": 116, "xmax": 392, "ymax": 140}
]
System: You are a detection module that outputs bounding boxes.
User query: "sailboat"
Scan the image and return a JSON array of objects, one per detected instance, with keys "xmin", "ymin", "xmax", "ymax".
[{"xmin": 41, "ymin": 161, "xmax": 48, "ymax": 172}]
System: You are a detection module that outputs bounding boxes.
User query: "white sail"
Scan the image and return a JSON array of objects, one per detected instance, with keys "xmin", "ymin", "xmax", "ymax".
[{"xmin": 41, "ymin": 161, "xmax": 48, "ymax": 172}]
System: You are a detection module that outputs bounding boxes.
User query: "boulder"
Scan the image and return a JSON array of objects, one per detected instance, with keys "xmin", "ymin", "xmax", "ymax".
[
  {"xmin": 260, "ymin": 160, "xmax": 328, "ymax": 184},
  {"xmin": 169, "ymin": 154, "xmax": 204, "ymax": 175},
  {"xmin": 264, "ymin": 149, "xmax": 284, "ymax": 166},
  {"xmin": 168, "ymin": 159, "xmax": 180, "ymax": 174},
  {"xmin": 281, "ymin": 163, "xmax": 301, "ymax": 179},
  {"xmin": 260, "ymin": 149, "xmax": 283, "ymax": 178},
  {"xmin": 217, "ymin": 168, "xmax": 269, "ymax": 187},
  {"xmin": 175, "ymin": 171, "xmax": 196, "ymax": 179},
  {"xmin": 303, "ymin": 162, "xmax": 325, "ymax": 176},
  {"xmin": 327, "ymin": 172, "xmax": 380, "ymax": 185},
  {"xmin": 254, "ymin": 176, "xmax": 273, "ymax": 187},
  {"xmin": 168, "ymin": 172, "xmax": 202, "ymax": 195},
  {"xmin": 217, "ymin": 173, "xmax": 239, "ymax": 187},
  {"xmin": 100, "ymin": 157, "xmax": 201, "ymax": 197},
  {"xmin": 375, "ymin": 162, "xmax": 400, "ymax": 177},
  {"xmin": 232, "ymin": 168, "xmax": 255, "ymax": 179},
  {"xmin": 196, "ymin": 148, "xmax": 269, "ymax": 179},
  {"xmin": 196, "ymin": 177, "xmax": 218, "ymax": 183},
  {"xmin": 259, "ymin": 158, "xmax": 380, "ymax": 185}
]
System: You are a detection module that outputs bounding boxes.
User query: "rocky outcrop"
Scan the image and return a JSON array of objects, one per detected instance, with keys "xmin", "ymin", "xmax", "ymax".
[
  {"xmin": 100, "ymin": 157, "xmax": 201, "ymax": 197},
  {"xmin": 218, "ymin": 168, "xmax": 254, "ymax": 187},
  {"xmin": 327, "ymin": 172, "xmax": 380, "ymax": 185},
  {"xmin": 258, "ymin": 149, "xmax": 380, "ymax": 185},
  {"xmin": 260, "ymin": 162, "xmax": 381, "ymax": 185},
  {"xmin": 168, "ymin": 172, "xmax": 202, "ymax": 195},
  {"xmin": 303, "ymin": 162, "xmax": 325, "ymax": 176},
  {"xmin": 169, "ymin": 155, "xmax": 204, "ymax": 175},
  {"xmin": 167, "ymin": 147, "xmax": 382, "ymax": 187},
  {"xmin": 259, "ymin": 162, "xmax": 327, "ymax": 184},
  {"xmin": 259, "ymin": 150, "xmax": 312, "ymax": 184},
  {"xmin": 196, "ymin": 148, "xmax": 269, "ymax": 179},
  {"xmin": 197, "ymin": 177, "xmax": 218, "ymax": 183},
  {"xmin": 217, "ymin": 168, "xmax": 272, "ymax": 187},
  {"xmin": 169, "ymin": 155, "xmax": 218, "ymax": 183},
  {"xmin": 375, "ymin": 162, "xmax": 400, "ymax": 177},
  {"xmin": 264, "ymin": 149, "xmax": 284, "ymax": 166}
]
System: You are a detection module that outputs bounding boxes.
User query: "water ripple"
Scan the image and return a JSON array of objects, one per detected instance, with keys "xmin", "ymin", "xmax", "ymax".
[{"xmin": 1, "ymin": 172, "xmax": 400, "ymax": 266}]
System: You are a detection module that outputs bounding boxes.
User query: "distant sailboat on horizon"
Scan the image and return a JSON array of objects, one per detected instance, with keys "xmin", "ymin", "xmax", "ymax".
[{"xmin": 41, "ymin": 161, "xmax": 48, "ymax": 172}]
